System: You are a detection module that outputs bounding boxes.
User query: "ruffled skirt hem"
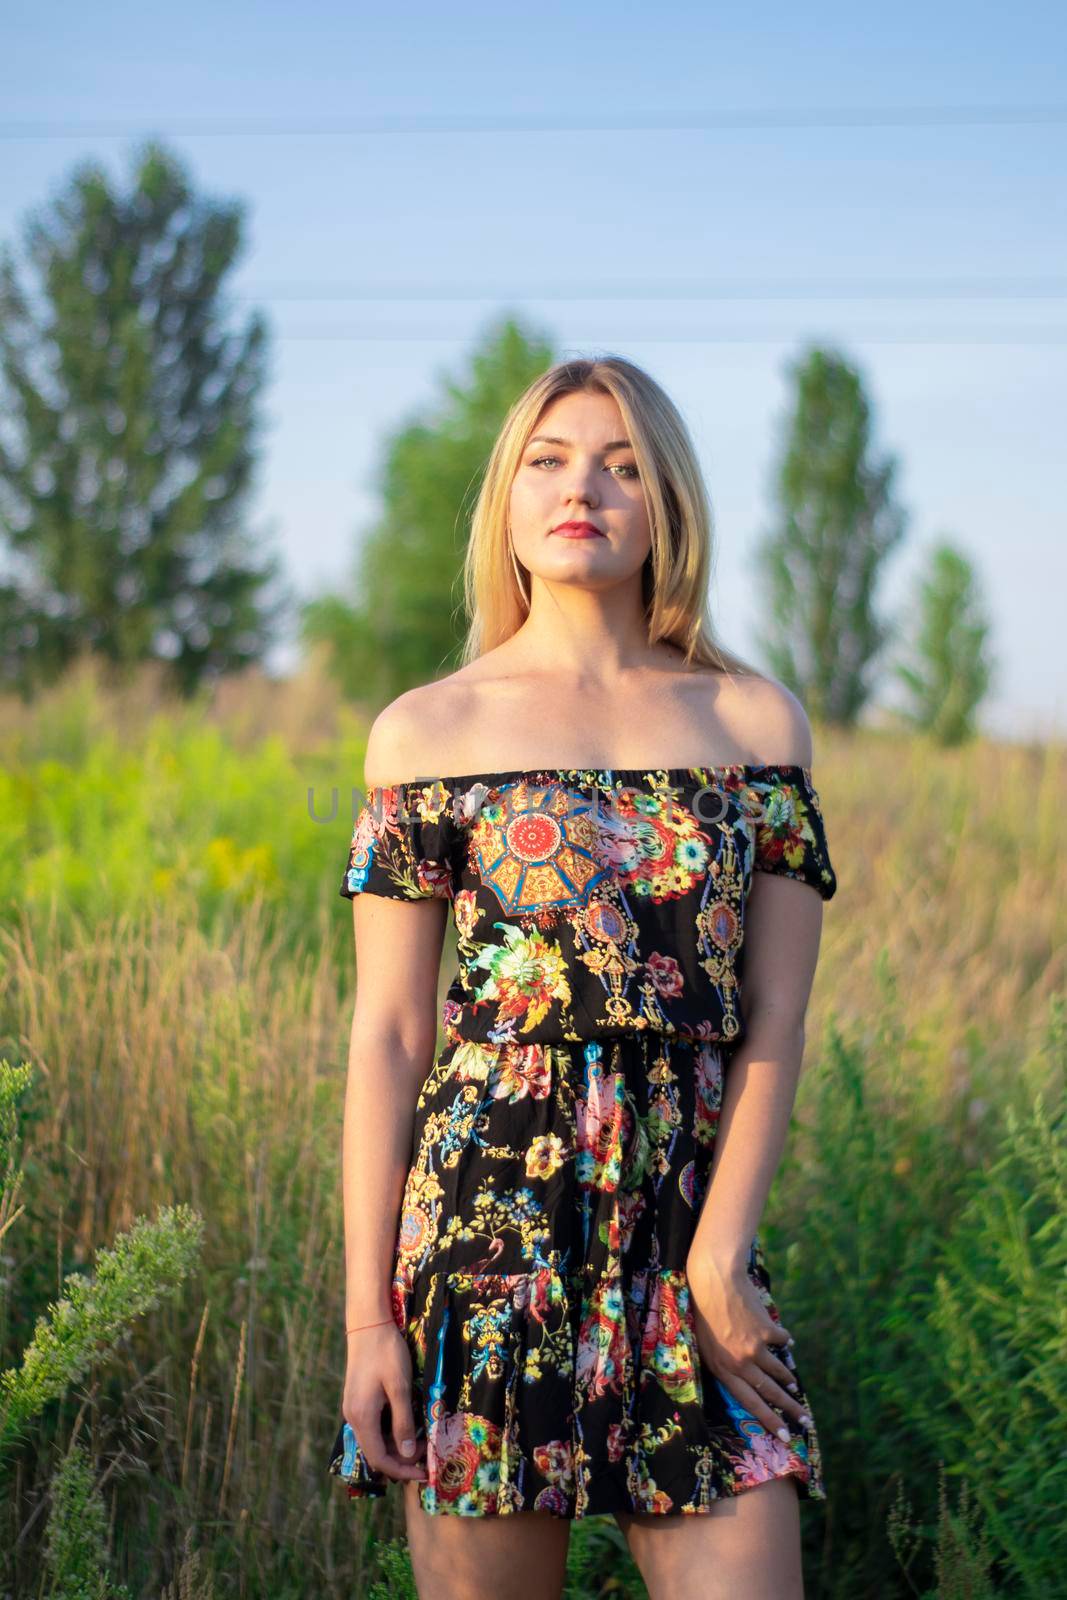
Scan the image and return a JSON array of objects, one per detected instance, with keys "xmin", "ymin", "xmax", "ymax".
[
  {"xmin": 328, "ymin": 1427, "xmax": 822, "ymax": 1517},
  {"xmin": 327, "ymin": 1254, "xmax": 825, "ymax": 1516}
]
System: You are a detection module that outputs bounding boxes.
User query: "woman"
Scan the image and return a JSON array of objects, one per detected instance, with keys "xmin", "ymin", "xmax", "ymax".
[{"xmin": 328, "ymin": 355, "xmax": 838, "ymax": 1600}]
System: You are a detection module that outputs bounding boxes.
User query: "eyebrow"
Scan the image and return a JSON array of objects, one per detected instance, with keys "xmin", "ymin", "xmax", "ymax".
[{"xmin": 527, "ymin": 434, "xmax": 633, "ymax": 451}]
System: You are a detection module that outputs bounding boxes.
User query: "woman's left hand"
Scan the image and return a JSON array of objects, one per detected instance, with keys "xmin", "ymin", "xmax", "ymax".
[{"xmin": 685, "ymin": 1251, "xmax": 812, "ymax": 1440}]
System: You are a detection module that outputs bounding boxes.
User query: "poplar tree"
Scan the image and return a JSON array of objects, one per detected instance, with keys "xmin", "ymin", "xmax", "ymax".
[
  {"xmin": 756, "ymin": 345, "xmax": 907, "ymax": 725},
  {"xmin": 302, "ymin": 315, "xmax": 555, "ymax": 704},
  {"xmin": 0, "ymin": 141, "xmax": 288, "ymax": 697},
  {"xmin": 894, "ymin": 541, "xmax": 994, "ymax": 745}
]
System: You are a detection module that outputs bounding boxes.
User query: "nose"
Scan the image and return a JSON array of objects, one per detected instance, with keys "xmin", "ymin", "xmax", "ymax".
[{"xmin": 560, "ymin": 465, "xmax": 599, "ymax": 509}]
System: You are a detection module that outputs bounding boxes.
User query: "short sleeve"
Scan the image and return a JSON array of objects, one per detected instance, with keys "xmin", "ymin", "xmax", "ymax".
[
  {"xmin": 340, "ymin": 779, "xmax": 456, "ymax": 902},
  {"xmin": 747, "ymin": 766, "xmax": 837, "ymax": 901}
]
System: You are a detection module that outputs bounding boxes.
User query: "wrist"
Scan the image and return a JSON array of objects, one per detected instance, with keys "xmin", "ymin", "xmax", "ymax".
[
  {"xmin": 346, "ymin": 1315, "xmax": 395, "ymax": 1336},
  {"xmin": 346, "ymin": 1297, "xmax": 394, "ymax": 1328},
  {"xmin": 687, "ymin": 1242, "xmax": 750, "ymax": 1281}
]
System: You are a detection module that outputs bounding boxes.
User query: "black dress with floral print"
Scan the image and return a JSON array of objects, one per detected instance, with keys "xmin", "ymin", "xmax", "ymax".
[{"xmin": 328, "ymin": 766, "xmax": 837, "ymax": 1517}]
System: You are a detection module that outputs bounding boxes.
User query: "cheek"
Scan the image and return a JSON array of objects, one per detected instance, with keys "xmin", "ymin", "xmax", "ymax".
[
  {"xmin": 623, "ymin": 491, "xmax": 651, "ymax": 542},
  {"xmin": 511, "ymin": 470, "xmax": 548, "ymax": 511},
  {"xmin": 509, "ymin": 477, "xmax": 558, "ymax": 565}
]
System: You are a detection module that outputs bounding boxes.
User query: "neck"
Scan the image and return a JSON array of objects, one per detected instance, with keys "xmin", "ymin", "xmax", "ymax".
[{"xmin": 510, "ymin": 575, "xmax": 678, "ymax": 684}]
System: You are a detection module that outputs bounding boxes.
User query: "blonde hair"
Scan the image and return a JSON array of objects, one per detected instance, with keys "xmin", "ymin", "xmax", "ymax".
[{"xmin": 460, "ymin": 354, "xmax": 763, "ymax": 678}]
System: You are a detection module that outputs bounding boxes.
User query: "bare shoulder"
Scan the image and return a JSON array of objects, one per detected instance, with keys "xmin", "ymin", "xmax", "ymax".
[
  {"xmin": 361, "ymin": 676, "xmax": 477, "ymax": 787},
  {"xmin": 718, "ymin": 671, "xmax": 815, "ymax": 767}
]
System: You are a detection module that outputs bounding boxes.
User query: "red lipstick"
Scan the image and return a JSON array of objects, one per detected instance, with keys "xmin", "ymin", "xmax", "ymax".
[{"xmin": 552, "ymin": 520, "xmax": 604, "ymax": 539}]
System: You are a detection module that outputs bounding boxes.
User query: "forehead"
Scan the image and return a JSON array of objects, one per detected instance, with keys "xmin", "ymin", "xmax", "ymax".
[{"xmin": 529, "ymin": 389, "xmax": 629, "ymax": 445}]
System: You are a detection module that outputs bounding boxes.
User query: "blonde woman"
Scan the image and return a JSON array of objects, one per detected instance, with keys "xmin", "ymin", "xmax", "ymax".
[{"xmin": 328, "ymin": 356, "xmax": 837, "ymax": 1600}]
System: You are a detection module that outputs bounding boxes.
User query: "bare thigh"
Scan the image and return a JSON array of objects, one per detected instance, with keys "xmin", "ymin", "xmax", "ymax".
[
  {"xmin": 402, "ymin": 1480, "xmax": 571, "ymax": 1600},
  {"xmin": 614, "ymin": 1476, "xmax": 804, "ymax": 1600}
]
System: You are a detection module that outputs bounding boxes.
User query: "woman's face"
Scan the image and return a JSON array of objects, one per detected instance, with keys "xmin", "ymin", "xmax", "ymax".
[{"xmin": 508, "ymin": 389, "xmax": 652, "ymax": 593}]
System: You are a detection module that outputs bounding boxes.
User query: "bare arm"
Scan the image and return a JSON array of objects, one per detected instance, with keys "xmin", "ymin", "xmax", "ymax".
[
  {"xmin": 683, "ymin": 678, "xmax": 828, "ymax": 1440},
  {"xmin": 340, "ymin": 700, "xmax": 451, "ymax": 1480},
  {"xmin": 689, "ymin": 675, "xmax": 825, "ymax": 1272},
  {"xmin": 686, "ymin": 870, "xmax": 825, "ymax": 1276},
  {"xmin": 343, "ymin": 888, "xmax": 448, "ymax": 1329}
]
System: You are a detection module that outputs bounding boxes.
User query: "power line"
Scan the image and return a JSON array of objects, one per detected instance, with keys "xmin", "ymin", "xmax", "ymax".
[
  {"xmin": 2, "ymin": 104, "xmax": 1066, "ymax": 139},
  {"xmin": 228, "ymin": 277, "xmax": 1066, "ymax": 303},
  {"xmin": 268, "ymin": 325, "xmax": 1067, "ymax": 344}
]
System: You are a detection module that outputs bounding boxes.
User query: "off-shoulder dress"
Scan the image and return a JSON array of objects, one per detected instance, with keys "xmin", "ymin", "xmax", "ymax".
[{"xmin": 327, "ymin": 764, "xmax": 837, "ymax": 1517}]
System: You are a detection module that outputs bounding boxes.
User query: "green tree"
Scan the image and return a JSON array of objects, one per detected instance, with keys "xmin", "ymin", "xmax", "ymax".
[
  {"xmin": 756, "ymin": 345, "xmax": 907, "ymax": 725},
  {"xmin": 302, "ymin": 314, "xmax": 555, "ymax": 704},
  {"xmin": 0, "ymin": 140, "xmax": 290, "ymax": 698},
  {"xmin": 892, "ymin": 541, "xmax": 994, "ymax": 746}
]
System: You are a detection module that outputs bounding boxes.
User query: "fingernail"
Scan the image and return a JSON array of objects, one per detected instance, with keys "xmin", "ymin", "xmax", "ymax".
[
  {"xmin": 799, "ymin": 1412, "xmax": 813, "ymax": 1428},
  {"xmin": 401, "ymin": 1439, "xmax": 415, "ymax": 1456},
  {"xmin": 786, "ymin": 1381, "xmax": 799, "ymax": 1394},
  {"xmin": 776, "ymin": 1427, "xmax": 790, "ymax": 1442}
]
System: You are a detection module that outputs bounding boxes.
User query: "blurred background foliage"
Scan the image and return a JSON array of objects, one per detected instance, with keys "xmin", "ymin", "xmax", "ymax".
[{"xmin": 1, "ymin": 141, "xmax": 996, "ymax": 738}]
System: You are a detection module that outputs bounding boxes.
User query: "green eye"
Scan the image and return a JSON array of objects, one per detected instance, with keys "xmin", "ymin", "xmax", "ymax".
[{"xmin": 529, "ymin": 455, "xmax": 638, "ymax": 478}]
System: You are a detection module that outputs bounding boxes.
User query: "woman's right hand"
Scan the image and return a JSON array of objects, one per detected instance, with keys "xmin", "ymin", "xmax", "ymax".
[{"xmin": 343, "ymin": 1324, "xmax": 429, "ymax": 1483}]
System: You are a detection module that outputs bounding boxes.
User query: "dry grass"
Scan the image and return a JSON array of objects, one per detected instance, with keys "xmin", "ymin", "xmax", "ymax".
[{"xmin": 1, "ymin": 659, "xmax": 1064, "ymax": 1595}]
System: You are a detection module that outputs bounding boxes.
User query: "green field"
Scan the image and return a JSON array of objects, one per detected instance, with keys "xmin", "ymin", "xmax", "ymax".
[{"xmin": 1, "ymin": 659, "xmax": 1064, "ymax": 1599}]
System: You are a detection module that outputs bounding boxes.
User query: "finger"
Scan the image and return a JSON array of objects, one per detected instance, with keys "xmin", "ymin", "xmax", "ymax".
[
  {"xmin": 386, "ymin": 1411, "xmax": 428, "ymax": 1461},
  {"xmin": 756, "ymin": 1345, "xmax": 803, "ymax": 1395},
  {"xmin": 391, "ymin": 1434, "xmax": 428, "ymax": 1460},
  {"xmin": 757, "ymin": 1321, "xmax": 797, "ymax": 1381},
  {"xmin": 355, "ymin": 1400, "xmax": 426, "ymax": 1482},
  {"xmin": 349, "ymin": 1405, "xmax": 389, "ymax": 1475},
  {"xmin": 385, "ymin": 1378, "xmax": 422, "ymax": 1465},
  {"xmin": 378, "ymin": 1398, "xmax": 429, "ymax": 1481},
  {"xmin": 763, "ymin": 1321, "xmax": 793, "ymax": 1348},
  {"xmin": 728, "ymin": 1374, "xmax": 799, "ymax": 1442},
  {"xmin": 381, "ymin": 1434, "xmax": 429, "ymax": 1480},
  {"xmin": 746, "ymin": 1364, "xmax": 808, "ymax": 1424}
]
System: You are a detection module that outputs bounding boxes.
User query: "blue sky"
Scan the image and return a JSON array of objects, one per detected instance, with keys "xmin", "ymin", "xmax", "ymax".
[{"xmin": 3, "ymin": 0, "xmax": 1064, "ymax": 738}]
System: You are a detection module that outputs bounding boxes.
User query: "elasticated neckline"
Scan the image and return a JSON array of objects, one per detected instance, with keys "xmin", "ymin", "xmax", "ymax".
[{"xmin": 367, "ymin": 763, "xmax": 814, "ymax": 791}]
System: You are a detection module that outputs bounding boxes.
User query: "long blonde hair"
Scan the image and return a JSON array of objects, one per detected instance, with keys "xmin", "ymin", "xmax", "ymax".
[{"xmin": 460, "ymin": 355, "xmax": 762, "ymax": 678}]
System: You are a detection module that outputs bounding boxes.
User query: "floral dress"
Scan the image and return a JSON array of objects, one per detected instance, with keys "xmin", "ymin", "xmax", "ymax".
[{"xmin": 327, "ymin": 765, "xmax": 837, "ymax": 1517}]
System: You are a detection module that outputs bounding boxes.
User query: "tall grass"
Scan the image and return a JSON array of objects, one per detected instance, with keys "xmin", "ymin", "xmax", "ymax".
[{"xmin": 0, "ymin": 659, "xmax": 1063, "ymax": 1597}]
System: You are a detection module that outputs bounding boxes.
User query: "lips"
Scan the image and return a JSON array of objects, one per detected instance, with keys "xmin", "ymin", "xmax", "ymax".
[{"xmin": 552, "ymin": 521, "xmax": 604, "ymax": 538}]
